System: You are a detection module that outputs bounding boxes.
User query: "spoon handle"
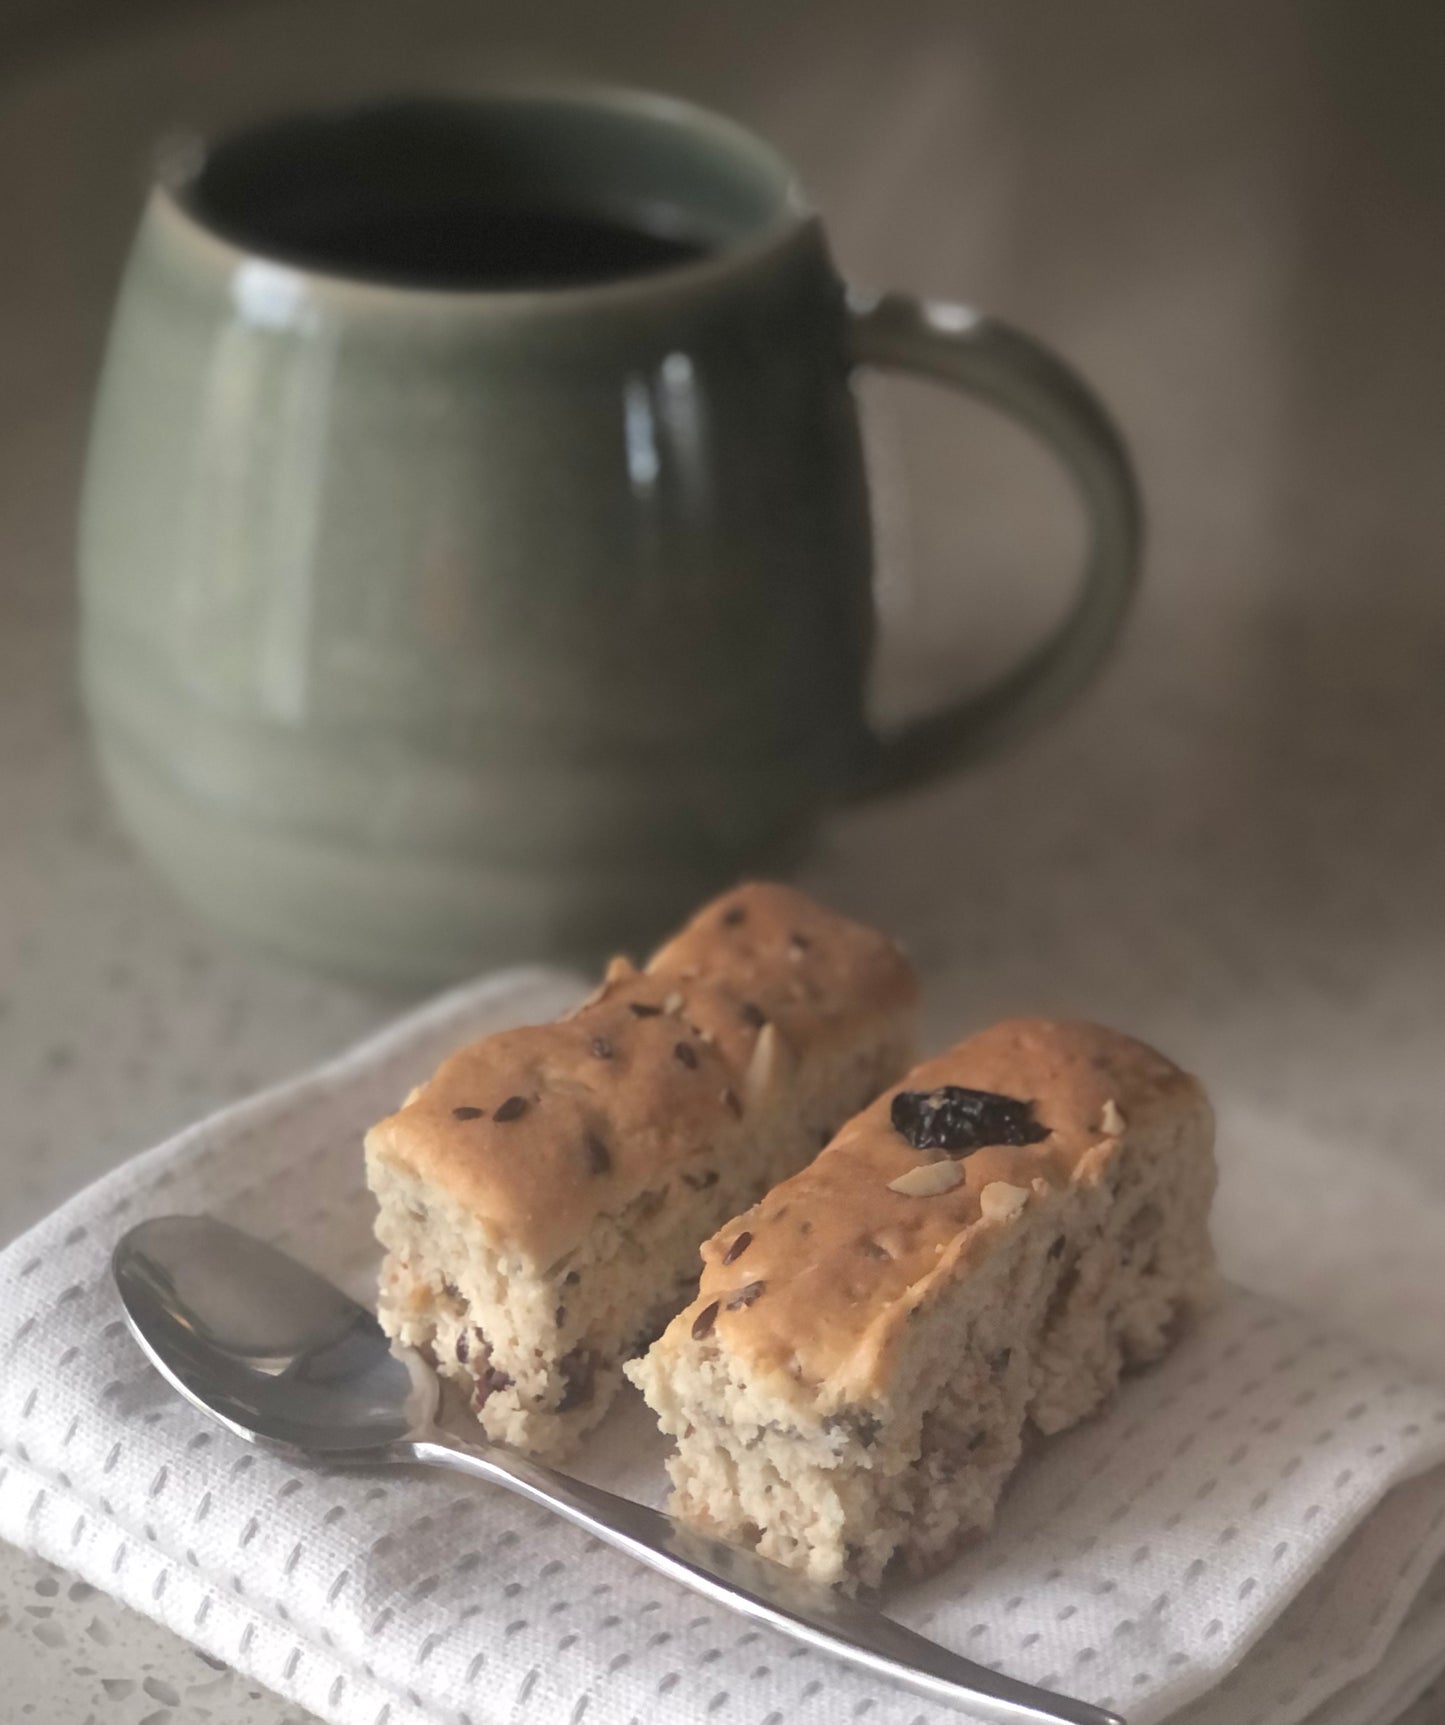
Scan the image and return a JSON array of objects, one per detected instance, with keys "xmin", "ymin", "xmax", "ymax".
[{"xmin": 407, "ymin": 1435, "xmax": 1122, "ymax": 1725}]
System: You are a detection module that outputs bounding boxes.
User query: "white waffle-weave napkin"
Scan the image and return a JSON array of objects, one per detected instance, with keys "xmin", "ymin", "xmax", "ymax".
[{"xmin": 2, "ymin": 968, "xmax": 1444, "ymax": 1725}]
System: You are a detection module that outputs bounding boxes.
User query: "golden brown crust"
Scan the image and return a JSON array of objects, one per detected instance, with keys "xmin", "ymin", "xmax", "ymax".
[
  {"xmin": 365, "ymin": 883, "xmax": 918, "ymax": 1269},
  {"xmin": 670, "ymin": 1018, "xmax": 1211, "ymax": 1405}
]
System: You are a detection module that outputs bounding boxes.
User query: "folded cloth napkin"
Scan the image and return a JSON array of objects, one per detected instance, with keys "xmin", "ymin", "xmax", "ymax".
[{"xmin": 2, "ymin": 968, "xmax": 1444, "ymax": 1725}]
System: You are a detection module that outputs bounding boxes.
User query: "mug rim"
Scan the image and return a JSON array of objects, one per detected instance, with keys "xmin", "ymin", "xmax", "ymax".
[{"xmin": 151, "ymin": 82, "xmax": 817, "ymax": 315}]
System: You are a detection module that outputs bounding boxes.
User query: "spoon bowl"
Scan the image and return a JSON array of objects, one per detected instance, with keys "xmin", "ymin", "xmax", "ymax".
[{"xmin": 114, "ymin": 1214, "xmax": 433, "ymax": 1453}]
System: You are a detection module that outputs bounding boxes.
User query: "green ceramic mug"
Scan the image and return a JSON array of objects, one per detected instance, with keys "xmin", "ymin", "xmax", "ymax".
[{"xmin": 79, "ymin": 88, "xmax": 1140, "ymax": 986}]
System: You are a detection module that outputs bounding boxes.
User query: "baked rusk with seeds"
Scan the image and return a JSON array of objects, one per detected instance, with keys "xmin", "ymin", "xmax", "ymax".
[
  {"xmin": 628, "ymin": 1019, "xmax": 1216, "ymax": 1589},
  {"xmin": 365, "ymin": 883, "xmax": 918, "ymax": 1460}
]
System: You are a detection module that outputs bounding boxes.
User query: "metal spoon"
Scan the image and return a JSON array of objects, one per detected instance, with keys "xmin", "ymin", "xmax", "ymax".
[{"xmin": 114, "ymin": 1215, "xmax": 1123, "ymax": 1725}]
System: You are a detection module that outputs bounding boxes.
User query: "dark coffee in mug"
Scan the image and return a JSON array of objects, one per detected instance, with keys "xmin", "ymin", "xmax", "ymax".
[
  {"xmin": 179, "ymin": 102, "xmax": 713, "ymax": 289},
  {"xmin": 186, "ymin": 196, "xmax": 710, "ymax": 290}
]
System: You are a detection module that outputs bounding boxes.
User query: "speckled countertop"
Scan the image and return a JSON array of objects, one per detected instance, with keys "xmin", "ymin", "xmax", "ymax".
[{"xmin": 3, "ymin": 2, "xmax": 1444, "ymax": 1720}]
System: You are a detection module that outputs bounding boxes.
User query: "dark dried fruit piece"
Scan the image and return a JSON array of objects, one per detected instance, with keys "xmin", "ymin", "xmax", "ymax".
[
  {"xmin": 455, "ymin": 1330, "xmax": 471, "ymax": 1364},
  {"xmin": 493, "ymin": 1094, "xmax": 529, "ymax": 1123},
  {"xmin": 629, "ymin": 1002, "xmax": 662, "ymax": 1018},
  {"xmin": 739, "ymin": 1001, "xmax": 767, "ymax": 1029},
  {"xmin": 590, "ymin": 1036, "xmax": 614, "ymax": 1060},
  {"xmin": 681, "ymin": 1169, "xmax": 718, "ymax": 1191},
  {"xmin": 721, "ymin": 1085, "xmax": 743, "ymax": 1118},
  {"xmin": 722, "ymin": 904, "xmax": 747, "ymax": 927},
  {"xmin": 691, "ymin": 1300, "xmax": 720, "ymax": 1340},
  {"xmin": 1048, "ymin": 1235, "xmax": 1066, "ymax": 1260},
  {"xmin": 633, "ymin": 1188, "xmax": 665, "ymax": 1221},
  {"xmin": 557, "ymin": 1347, "xmax": 599, "ymax": 1412},
  {"xmin": 473, "ymin": 1362, "xmax": 514, "ymax": 1409},
  {"xmin": 673, "ymin": 1040, "xmax": 699, "ymax": 1069},
  {"xmin": 824, "ymin": 1410, "xmax": 881, "ymax": 1449},
  {"xmin": 555, "ymin": 1305, "xmax": 567, "ymax": 1328},
  {"xmin": 726, "ymin": 1280, "xmax": 766, "ymax": 1311},
  {"xmin": 1046, "ymin": 1262, "xmax": 1080, "ymax": 1324},
  {"xmin": 585, "ymin": 1134, "xmax": 611, "ymax": 1176},
  {"xmin": 452, "ymin": 1105, "xmax": 484, "ymax": 1120},
  {"xmin": 722, "ymin": 1230, "xmax": 752, "ymax": 1265},
  {"xmin": 890, "ymin": 1086, "xmax": 1048, "ymax": 1155}
]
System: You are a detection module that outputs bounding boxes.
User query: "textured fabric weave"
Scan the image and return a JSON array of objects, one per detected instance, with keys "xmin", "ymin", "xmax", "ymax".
[{"xmin": 2, "ymin": 968, "xmax": 1443, "ymax": 1725}]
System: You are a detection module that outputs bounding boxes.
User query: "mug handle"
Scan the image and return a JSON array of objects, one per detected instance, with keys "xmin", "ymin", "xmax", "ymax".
[{"xmin": 846, "ymin": 290, "xmax": 1142, "ymax": 798}]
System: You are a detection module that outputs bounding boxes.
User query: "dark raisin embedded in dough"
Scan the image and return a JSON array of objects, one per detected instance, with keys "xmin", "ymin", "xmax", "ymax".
[
  {"xmin": 722, "ymin": 904, "xmax": 747, "ymax": 927},
  {"xmin": 852, "ymin": 1412, "xmax": 882, "ymax": 1448},
  {"xmin": 739, "ymin": 1001, "xmax": 767, "ymax": 1029},
  {"xmin": 493, "ymin": 1094, "xmax": 529, "ymax": 1123},
  {"xmin": 555, "ymin": 1305, "xmax": 567, "ymax": 1328},
  {"xmin": 1045, "ymin": 1262, "xmax": 1080, "ymax": 1324},
  {"xmin": 726, "ymin": 1280, "xmax": 766, "ymax": 1311},
  {"xmin": 722, "ymin": 1230, "xmax": 752, "ymax": 1265},
  {"xmin": 1048, "ymin": 1234, "xmax": 1066, "ymax": 1259},
  {"xmin": 681, "ymin": 1169, "xmax": 718, "ymax": 1191},
  {"xmin": 673, "ymin": 1040, "xmax": 699, "ymax": 1069},
  {"xmin": 629, "ymin": 1002, "xmax": 663, "ymax": 1018},
  {"xmin": 1123, "ymin": 1200, "xmax": 1162, "ymax": 1249},
  {"xmin": 455, "ymin": 1330, "xmax": 470, "ymax": 1363},
  {"xmin": 473, "ymin": 1362, "xmax": 514, "ymax": 1410},
  {"xmin": 564, "ymin": 1269, "xmax": 581, "ymax": 1286},
  {"xmin": 860, "ymin": 1238, "xmax": 891, "ymax": 1260},
  {"xmin": 452, "ymin": 1105, "xmax": 484, "ymax": 1120},
  {"xmin": 557, "ymin": 1347, "xmax": 599, "ymax": 1412},
  {"xmin": 692, "ymin": 1300, "xmax": 720, "ymax": 1340},
  {"xmin": 890, "ymin": 1086, "xmax": 1048, "ymax": 1155},
  {"xmin": 590, "ymin": 1036, "xmax": 614, "ymax": 1060},
  {"xmin": 721, "ymin": 1086, "xmax": 743, "ymax": 1118},
  {"xmin": 586, "ymin": 1134, "xmax": 611, "ymax": 1175}
]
